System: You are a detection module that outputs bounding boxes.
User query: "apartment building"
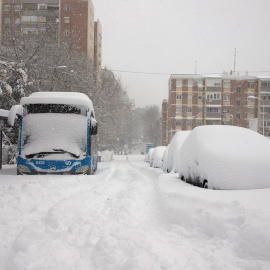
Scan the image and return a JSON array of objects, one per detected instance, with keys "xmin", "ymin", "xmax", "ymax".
[
  {"xmin": 94, "ymin": 19, "xmax": 102, "ymax": 72},
  {"xmin": 162, "ymin": 74, "xmax": 270, "ymax": 145},
  {"xmin": 162, "ymin": 99, "xmax": 168, "ymax": 146},
  {"xmin": 0, "ymin": 0, "xmax": 101, "ymax": 62}
]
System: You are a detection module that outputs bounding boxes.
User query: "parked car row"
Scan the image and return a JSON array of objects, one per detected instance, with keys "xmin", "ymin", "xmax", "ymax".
[{"xmin": 146, "ymin": 125, "xmax": 270, "ymax": 190}]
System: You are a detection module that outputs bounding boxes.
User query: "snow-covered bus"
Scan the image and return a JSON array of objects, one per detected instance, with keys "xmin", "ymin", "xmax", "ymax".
[{"xmin": 9, "ymin": 92, "xmax": 98, "ymax": 175}]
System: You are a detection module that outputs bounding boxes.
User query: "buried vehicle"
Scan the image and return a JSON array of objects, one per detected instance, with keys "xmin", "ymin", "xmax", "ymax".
[
  {"xmin": 166, "ymin": 131, "xmax": 191, "ymax": 173},
  {"xmin": 178, "ymin": 125, "xmax": 270, "ymax": 190},
  {"xmin": 9, "ymin": 92, "xmax": 98, "ymax": 175},
  {"xmin": 146, "ymin": 147, "xmax": 155, "ymax": 163},
  {"xmin": 150, "ymin": 146, "xmax": 166, "ymax": 168}
]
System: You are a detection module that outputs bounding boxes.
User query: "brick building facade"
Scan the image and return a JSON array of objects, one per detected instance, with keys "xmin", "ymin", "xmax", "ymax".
[
  {"xmin": 0, "ymin": 0, "xmax": 100, "ymax": 62},
  {"xmin": 162, "ymin": 74, "xmax": 270, "ymax": 145}
]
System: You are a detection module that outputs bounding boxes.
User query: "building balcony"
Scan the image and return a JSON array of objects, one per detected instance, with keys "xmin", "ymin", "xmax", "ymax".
[
  {"xmin": 206, "ymin": 112, "xmax": 221, "ymax": 118},
  {"xmin": 206, "ymin": 86, "xmax": 221, "ymax": 92},
  {"xmin": 206, "ymin": 100, "xmax": 221, "ymax": 105},
  {"xmin": 261, "ymin": 87, "xmax": 270, "ymax": 92}
]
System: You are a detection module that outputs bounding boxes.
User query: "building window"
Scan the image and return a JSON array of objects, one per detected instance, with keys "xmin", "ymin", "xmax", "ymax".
[
  {"xmin": 197, "ymin": 119, "xmax": 203, "ymax": 126},
  {"xmin": 38, "ymin": 4, "xmax": 47, "ymax": 10},
  {"xmin": 15, "ymin": 18, "xmax": 21, "ymax": 24},
  {"xmin": 176, "ymin": 94, "xmax": 182, "ymax": 100},
  {"xmin": 223, "ymin": 94, "xmax": 229, "ymax": 101},
  {"xmin": 64, "ymin": 5, "xmax": 70, "ymax": 11},
  {"xmin": 64, "ymin": 17, "xmax": 70, "ymax": 24},
  {"xmin": 176, "ymin": 79, "xmax": 182, "ymax": 87},
  {"xmin": 207, "ymin": 93, "xmax": 220, "ymax": 100},
  {"xmin": 38, "ymin": 16, "xmax": 46, "ymax": 23},
  {"xmin": 175, "ymin": 119, "xmax": 182, "ymax": 126},
  {"xmin": 47, "ymin": 4, "xmax": 59, "ymax": 10},
  {"xmin": 198, "ymin": 95, "xmax": 202, "ymax": 100},
  {"xmin": 236, "ymin": 113, "xmax": 241, "ymax": 119},
  {"xmin": 21, "ymin": 16, "xmax": 38, "ymax": 23},
  {"xmin": 4, "ymin": 5, "xmax": 11, "ymax": 11},
  {"xmin": 187, "ymin": 106, "xmax": 192, "ymax": 113},
  {"xmin": 64, "ymin": 30, "xmax": 70, "ymax": 36},
  {"xmin": 207, "ymin": 107, "xmax": 220, "ymax": 113},
  {"xmin": 198, "ymin": 107, "xmax": 203, "ymax": 114},
  {"xmin": 223, "ymin": 80, "xmax": 231, "ymax": 88},
  {"xmin": 188, "ymin": 79, "xmax": 194, "ymax": 87},
  {"xmin": 262, "ymin": 81, "xmax": 270, "ymax": 87},
  {"xmin": 22, "ymin": 3, "xmax": 37, "ymax": 10},
  {"xmin": 187, "ymin": 120, "xmax": 192, "ymax": 127},
  {"xmin": 206, "ymin": 79, "xmax": 221, "ymax": 87},
  {"xmin": 14, "ymin": 5, "xmax": 21, "ymax": 11},
  {"xmin": 237, "ymin": 86, "xmax": 241, "ymax": 93},
  {"xmin": 248, "ymin": 82, "xmax": 255, "ymax": 88},
  {"xmin": 176, "ymin": 105, "xmax": 182, "ymax": 114},
  {"xmin": 4, "ymin": 18, "xmax": 11, "ymax": 24},
  {"xmin": 236, "ymin": 100, "xmax": 241, "ymax": 106},
  {"xmin": 188, "ymin": 94, "xmax": 192, "ymax": 100}
]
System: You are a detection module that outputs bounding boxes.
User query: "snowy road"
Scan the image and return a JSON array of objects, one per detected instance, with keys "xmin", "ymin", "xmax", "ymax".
[{"xmin": 1, "ymin": 155, "xmax": 270, "ymax": 270}]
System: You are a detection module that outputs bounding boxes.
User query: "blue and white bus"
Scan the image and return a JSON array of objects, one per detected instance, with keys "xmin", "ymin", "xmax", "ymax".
[{"xmin": 9, "ymin": 92, "xmax": 98, "ymax": 175}]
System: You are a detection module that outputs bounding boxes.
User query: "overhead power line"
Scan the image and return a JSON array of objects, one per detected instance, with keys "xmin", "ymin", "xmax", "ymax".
[
  {"xmin": 111, "ymin": 69, "xmax": 171, "ymax": 75},
  {"xmin": 111, "ymin": 69, "xmax": 270, "ymax": 76}
]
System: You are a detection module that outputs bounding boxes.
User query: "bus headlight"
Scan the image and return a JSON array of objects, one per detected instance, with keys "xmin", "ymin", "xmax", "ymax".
[
  {"xmin": 75, "ymin": 165, "xmax": 89, "ymax": 174},
  {"xmin": 18, "ymin": 165, "xmax": 31, "ymax": 174}
]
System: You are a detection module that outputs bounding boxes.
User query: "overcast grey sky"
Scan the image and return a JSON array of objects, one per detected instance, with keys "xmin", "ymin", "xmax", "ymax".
[{"xmin": 93, "ymin": 0, "xmax": 270, "ymax": 108}]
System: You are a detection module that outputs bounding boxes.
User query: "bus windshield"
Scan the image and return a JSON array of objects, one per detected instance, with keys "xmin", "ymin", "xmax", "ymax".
[{"xmin": 21, "ymin": 106, "xmax": 88, "ymax": 159}]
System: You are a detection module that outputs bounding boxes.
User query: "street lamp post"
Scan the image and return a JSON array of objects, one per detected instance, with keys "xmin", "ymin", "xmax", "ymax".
[
  {"xmin": 247, "ymin": 96, "xmax": 264, "ymax": 136},
  {"xmin": 230, "ymin": 114, "xmax": 233, "ymax": 125}
]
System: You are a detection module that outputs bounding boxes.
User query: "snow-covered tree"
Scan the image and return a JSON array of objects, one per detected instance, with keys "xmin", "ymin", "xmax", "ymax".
[
  {"xmin": 142, "ymin": 105, "xmax": 162, "ymax": 147},
  {"xmin": 0, "ymin": 34, "xmax": 135, "ymax": 161}
]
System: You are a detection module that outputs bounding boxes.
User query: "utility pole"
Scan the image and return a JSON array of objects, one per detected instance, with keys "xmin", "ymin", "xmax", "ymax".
[{"xmin": 233, "ymin": 48, "xmax": 237, "ymax": 75}]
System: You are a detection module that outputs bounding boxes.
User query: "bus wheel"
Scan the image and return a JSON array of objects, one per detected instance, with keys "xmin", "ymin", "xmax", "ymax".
[{"xmin": 87, "ymin": 167, "xmax": 92, "ymax": 175}]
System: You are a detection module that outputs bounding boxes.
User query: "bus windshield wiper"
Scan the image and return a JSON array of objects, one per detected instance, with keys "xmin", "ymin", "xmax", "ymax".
[
  {"xmin": 53, "ymin": 149, "xmax": 80, "ymax": 158},
  {"xmin": 26, "ymin": 150, "xmax": 80, "ymax": 159}
]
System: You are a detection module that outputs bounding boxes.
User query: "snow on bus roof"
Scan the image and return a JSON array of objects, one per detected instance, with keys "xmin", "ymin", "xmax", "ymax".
[{"xmin": 21, "ymin": 92, "xmax": 94, "ymax": 112}]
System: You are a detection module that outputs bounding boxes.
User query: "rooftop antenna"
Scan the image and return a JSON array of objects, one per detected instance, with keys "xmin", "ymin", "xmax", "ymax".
[
  {"xmin": 233, "ymin": 48, "xmax": 237, "ymax": 75},
  {"xmin": 195, "ymin": 61, "xmax": 198, "ymax": 75}
]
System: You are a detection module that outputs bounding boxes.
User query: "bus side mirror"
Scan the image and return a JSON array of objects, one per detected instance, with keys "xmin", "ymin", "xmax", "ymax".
[
  {"xmin": 90, "ymin": 117, "xmax": 98, "ymax": 135},
  {"xmin": 91, "ymin": 123, "xmax": 98, "ymax": 135},
  {"xmin": 8, "ymin": 105, "xmax": 23, "ymax": 126}
]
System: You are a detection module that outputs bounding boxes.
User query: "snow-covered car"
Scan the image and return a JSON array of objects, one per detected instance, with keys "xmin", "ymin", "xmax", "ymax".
[
  {"xmin": 166, "ymin": 131, "xmax": 191, "ymax": 173},
  {"xmin": 150, "ymin": 146, "xmax": 166, "ymax": 168},
  {"xmin": 162, "ymin": 145, "xmax": 169, "ymax": 172},
  {"xmin": 178, "ymin": 125, "xmax": 270, "ymax": 190},
  {"xmin": 146, "ymin": 147, "xmax": 155, "ymax": 163}
]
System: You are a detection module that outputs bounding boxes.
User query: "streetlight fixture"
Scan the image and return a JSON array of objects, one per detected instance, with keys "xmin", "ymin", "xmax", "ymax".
[{"xmin": 247, "ymin": 96, "xmax": 264, "ymax": 136}]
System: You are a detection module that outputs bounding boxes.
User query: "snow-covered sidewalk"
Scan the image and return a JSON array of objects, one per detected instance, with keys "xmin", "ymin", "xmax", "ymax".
[{"xmin": 0, "ymin": 156, "xmax": 270, "ymax": 269}]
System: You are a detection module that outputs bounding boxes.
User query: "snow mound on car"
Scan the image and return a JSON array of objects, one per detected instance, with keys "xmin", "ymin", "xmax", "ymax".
[
  {"xmin": 178, "ymin": 125, "xmax": 270, "ymax": 190},
  {"xmin": 167, "ymin": 131, "xmax": 191, "ymax": 173}
]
